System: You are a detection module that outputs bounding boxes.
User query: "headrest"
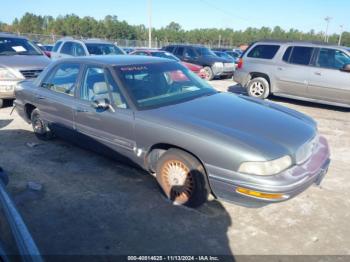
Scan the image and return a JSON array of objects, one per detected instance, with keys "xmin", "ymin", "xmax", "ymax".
[{"xmin": 93, "ymin": 82, "xmax": 108, "ymax": 95}]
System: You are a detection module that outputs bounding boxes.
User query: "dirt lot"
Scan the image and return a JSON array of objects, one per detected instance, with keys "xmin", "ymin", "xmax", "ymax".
[{"xmin": 0, "ymin": 80, "xmax": 350, "ymax": 257}]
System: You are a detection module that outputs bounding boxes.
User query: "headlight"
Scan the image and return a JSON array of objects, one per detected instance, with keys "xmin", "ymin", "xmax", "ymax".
[
  {"xmin": 0, "ymin": 67, "xmax": 17, "ymax": 80},
  {"xmin": 238, "ymin": 155, "xmax": 292, "ymax": 176}
]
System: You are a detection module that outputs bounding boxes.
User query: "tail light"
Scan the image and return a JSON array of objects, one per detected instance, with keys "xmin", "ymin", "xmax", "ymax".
[{"xmin": 237, "ymin": 58, "xmax": 243, "ymax": 69}]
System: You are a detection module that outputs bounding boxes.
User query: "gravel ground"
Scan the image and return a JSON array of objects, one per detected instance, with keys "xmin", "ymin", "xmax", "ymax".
[{"xmin": 0, "ymin": 80, "xmax": 349, "ymax": 257}]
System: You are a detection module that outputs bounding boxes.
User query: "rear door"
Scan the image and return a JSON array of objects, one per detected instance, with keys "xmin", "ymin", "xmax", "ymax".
[
  {"xmin": 274, "ymin": 46, "xmax": 315, "ymax": 97},
  {"xmin": 74, "ymin": 65, "xmax": 136, "ymax": 156},
  {"xmin": 307, "ymin": 48, "xmax": 350, "ymax": 105},
  {"xmin": 183, "ymin": 47, "xmax": 199, "ymax": 64},
  {"xmin": 35, "ymin": 62, "xmax": 81, "ymax": 129}
]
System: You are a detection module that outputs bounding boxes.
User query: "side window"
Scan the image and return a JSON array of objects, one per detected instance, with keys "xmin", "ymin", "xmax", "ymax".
[
  {"xmin": 42, "ymin": 63, "xmax": 80, "ymax": 96},
  {"xmin": 184, "ymin": 48, "xmax": 197, "ymax": 58},
  {"xmin": 316, "ymin": 48, "xmax": 350, "ymax": 70},
  {"xmin": 165, "ymin": 46, "xmax": 175, "ymax": 53},
  {"xmin": 52, "ymin": 41, "xmax": 62, "ymax": 52},
  {"xmin": 72, "ymin": 43, "xmax": 86, "ymax": 56},
  {"xmin": 106, "ymin": 70, "xmax": 127, "ymax": 109},
  {"xmin": 80, "ymin": 67, "xmax": 109, "ymax": 102},
  {"xmin": 175, "ymin": 47, "xmax": 184, "ymax": 56},
  {"xmin": 60, "ymin": 42, "xmax": 74, "ymax": 55},
  {"xmin": 282, "ymin": 47, "xmax": 292, "ymax": 62},
  {"xmin": 289, "ymin": 46, "xmax": 314, "ymax": 65},
  {"xmin": 247, "ymin": 45, "xmax": 280, "ymax": 59}
]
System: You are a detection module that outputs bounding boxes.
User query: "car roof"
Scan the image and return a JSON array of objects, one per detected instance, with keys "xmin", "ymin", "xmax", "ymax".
[
  {"xmin": 0, "ymin": 32, "xmax": 28, "ymax": 39},
  {"xmin": 165, "ymin": 44, "xmax": 206, "ymax": 48},
  {"xmin": 254, "ymin": 39, "xmax": 349, "ymax": 50},
  {"xmin": 134, "ymin": 49, "xmax": 164, "ymax": 53},
  {"xmin": 58, "ymin": 38, "xmax": 114, "ymax": 45},
  {"xmin": 57, "ymin": 55, "xmax": 172, "ymax": 66}
]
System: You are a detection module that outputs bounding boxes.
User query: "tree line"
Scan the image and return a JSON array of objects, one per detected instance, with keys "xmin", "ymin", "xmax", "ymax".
[{"xmin": 1, "ymin": 13, "xmax": 349, "ymax": 47}]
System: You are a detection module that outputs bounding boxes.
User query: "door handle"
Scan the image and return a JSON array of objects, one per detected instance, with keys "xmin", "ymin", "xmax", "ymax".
[
  {"xmin": 35, "ymin": 95, "xmax": 45, "ymax": 100},
  {"xmin": 314, "ymin": 72, "xmax": 322, "ymax": 76}
]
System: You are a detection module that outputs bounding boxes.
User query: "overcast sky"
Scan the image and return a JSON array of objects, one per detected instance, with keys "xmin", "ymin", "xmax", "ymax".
[{"xmin": 1, "ymin": 0, "xmax": 347, "ymax": 34}]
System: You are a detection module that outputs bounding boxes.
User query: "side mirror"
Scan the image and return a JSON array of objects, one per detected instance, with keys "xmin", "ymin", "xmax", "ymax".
[
  {"xmin": 340, "ymin": 64, "xmax": 350, "ymax": 73},
  {"xmin": 91, "ymin": 98, "xmax": 115, "ymax": 112}
]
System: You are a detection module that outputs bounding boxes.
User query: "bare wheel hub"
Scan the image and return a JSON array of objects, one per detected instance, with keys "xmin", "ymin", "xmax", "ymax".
[{"xmin": 161, "ymin": 160, "xmax": 194, "ymax": 203}]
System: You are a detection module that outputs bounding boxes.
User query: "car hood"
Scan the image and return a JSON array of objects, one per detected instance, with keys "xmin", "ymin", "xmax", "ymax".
[
  {"xmin": 197, "ymin": 55, "xmax": 231, "ymax": 64},
  {"xmin": 0, "ymin": 55, "xmax": 51, "ymax": 71},
  {"xmin": 140, "ymin": 93, "xmax": 317, "ymax": 161}
]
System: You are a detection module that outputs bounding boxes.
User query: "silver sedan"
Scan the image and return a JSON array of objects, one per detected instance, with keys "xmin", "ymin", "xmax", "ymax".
[{"xmin": 14, "ymin": 56, "xmax": 330, "ymax": 208}]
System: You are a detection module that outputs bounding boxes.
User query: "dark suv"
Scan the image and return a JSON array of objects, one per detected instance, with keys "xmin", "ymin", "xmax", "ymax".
[{"xmin": 163, "ymin": 44, "xmax": 235, "ymax": 80}]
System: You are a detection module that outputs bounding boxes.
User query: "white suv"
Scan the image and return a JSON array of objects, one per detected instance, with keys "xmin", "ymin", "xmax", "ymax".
[{"xmin": 51, "ymin": 38, "xmax": 125, "ymax": 60}]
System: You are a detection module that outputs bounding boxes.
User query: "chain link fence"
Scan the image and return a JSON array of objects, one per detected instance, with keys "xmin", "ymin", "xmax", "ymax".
[{"xmin": 13, "ymin": 32, "xmax": 237, "ymax": 50}]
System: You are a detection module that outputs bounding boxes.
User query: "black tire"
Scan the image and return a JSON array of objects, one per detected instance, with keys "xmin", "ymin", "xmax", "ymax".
[
  {"xmin": 247, "ymin": 77, "xmax": 270, "ymax": 99},
  {"xmin": 30, "ymin": 108, "xmax": 55, "ymax": 141},
  {"xmin": 0, "ymin": 99, "xmax": 4, "ymax": 108},
  {"xmin": 156, "ymin": 149, "xmax": 210, "ymax": 208},
  {"xmin": 203, "ymin": 66, "xmax": 214, "ymax": 81}
]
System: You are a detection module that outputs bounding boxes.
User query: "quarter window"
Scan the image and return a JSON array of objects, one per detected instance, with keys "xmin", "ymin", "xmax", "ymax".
[
  {"xmin": 247, "ymin": 45, "xmax": 280, "ymax": 59},
  {"xmin": 289, "ymin": 46, "xmax": 314, "ymax": 65},
  {"xmin": 282, "ymin": 47, "xmax": 292, "ymax": 62},
  {"xmin": 316, "ymin": 48, "xmax": 350, "ymax": 70},
  {"xmin": 42, "ymin": 63, "xmax": 80, "ymax": 96}
]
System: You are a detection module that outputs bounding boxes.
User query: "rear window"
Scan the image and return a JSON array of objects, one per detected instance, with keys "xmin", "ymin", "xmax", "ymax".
[
  {"xmin": 289, "ymin": 46, "xmax": 314, "ymax": 65},
  {"xmin": 247, "ymin": 44, "xmax": 280, "ymax": 59},
  {"xmin": 52, "ymin": 41, "xmax": 63, "ymax": 52}
]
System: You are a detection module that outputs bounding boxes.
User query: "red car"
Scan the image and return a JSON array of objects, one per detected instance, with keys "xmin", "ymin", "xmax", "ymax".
[{"xmin": 130, "ymin": 49, "xmax": 206, "ymax": 79}]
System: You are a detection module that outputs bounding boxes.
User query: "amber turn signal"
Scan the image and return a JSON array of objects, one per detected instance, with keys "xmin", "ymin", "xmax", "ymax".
[{"xmin": 236, "ymin": 187, "xmax": 286, "ymax": 200}]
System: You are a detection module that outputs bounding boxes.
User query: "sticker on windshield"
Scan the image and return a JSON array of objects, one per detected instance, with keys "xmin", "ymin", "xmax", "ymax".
[{"xmin": 12, "ymin": 46, "xmax": 27, "ymax": 52}]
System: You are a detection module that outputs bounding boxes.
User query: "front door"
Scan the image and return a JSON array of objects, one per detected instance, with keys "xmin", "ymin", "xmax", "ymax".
[
  {"xmin": 74, "ymin": 65, "xmax": 136, "ymax": 157},
  {"xmin": 308, "ymin": 48, "xmax": 350, "ymax": 105}
]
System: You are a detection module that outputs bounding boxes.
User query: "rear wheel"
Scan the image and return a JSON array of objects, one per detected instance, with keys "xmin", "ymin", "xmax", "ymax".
[
  {"xmin": 156, "ymin": 149, "xmax": 210, "ymax": 208},
  {"xmin": 203, "ymin": 66, "xmax": 214, "ymax": 81},
  {"xmin": 247, "ymin": 77, "xmax": 270, "ymax": 99},
  {"xmin": 31, "ymin": 108, "xmax": 55, "ymax": 140}
]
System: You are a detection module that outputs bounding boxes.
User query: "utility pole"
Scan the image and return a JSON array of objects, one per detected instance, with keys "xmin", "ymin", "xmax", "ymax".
[
  {"xmin": 148, "ymin": 0, "xmax": 152, "ymax": 48},
  {"xmin": 338, "ymin": 25, "xmax": 344, "ymax": 46},
  {"xmin": 218, "ymin": 35, "xmax": 222, "ymax": 48},
  {"xmin": 324, "ymin": 16, "xmax": 332, "ymax": 43}
]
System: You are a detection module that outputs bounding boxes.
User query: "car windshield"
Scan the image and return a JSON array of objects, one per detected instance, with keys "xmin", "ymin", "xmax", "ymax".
[
  {"xmin": 86, "ymin": 43, "xmax": 124, "ymax": 55},
  {"xmin": 215, "ymin": 52, "xmax": 232, "ymax": 60},
  {"xmin": 227, "ymin": 51, "xmax": 240, "ymax": 58},
  {"xmin": 44, "ymin": 45, "xmax": 53, "ymax": 51},
  {"xmin": 195, "ymin": 47, "xmax": 216, "ymax": 57},
  {"xmin": 115, "ymin": 62, "xmax": 216, "ymax": 110},
  {"xmin": 0, "ymin": 37, "xmax": 43, "ymax": 56},
  {"xmin": 151, "ymin": 52, "xmax": 180, "ymax": 61}
]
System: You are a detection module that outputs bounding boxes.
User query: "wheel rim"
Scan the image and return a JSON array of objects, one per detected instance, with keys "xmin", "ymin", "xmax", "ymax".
[
  {"xmin": 33, "ymin": 117, "xmax": 45, "ymax": 135},
  {"xmin": 161, "ymin": 160, "xmax": 194, "ymax": 204},
  {"xmin": 250, "ymin": 81, "xmax": 265, "ymax": 97},
  {"xmin": 204, "ymin": 68, "xmax": 211, "ymax": 80}
]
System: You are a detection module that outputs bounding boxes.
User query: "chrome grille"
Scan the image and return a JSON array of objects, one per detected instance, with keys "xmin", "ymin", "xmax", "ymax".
[{"xmin": 20, "ymin": 70, "xmax": 43, "ymax": 79}]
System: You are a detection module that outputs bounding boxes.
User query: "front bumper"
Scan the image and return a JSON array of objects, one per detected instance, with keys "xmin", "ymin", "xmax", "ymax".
[
  {"xmin": 207, "ymin": 136, "xmax": 330, "ymax": 207},
  {"xmin": 0, "ymin": 80, "xmax": 20, "ymax": 99}
]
